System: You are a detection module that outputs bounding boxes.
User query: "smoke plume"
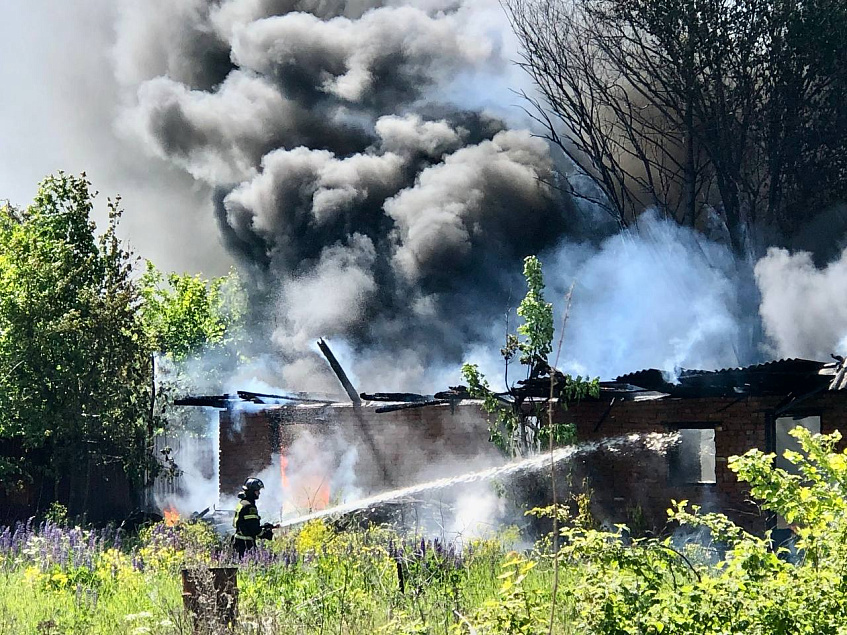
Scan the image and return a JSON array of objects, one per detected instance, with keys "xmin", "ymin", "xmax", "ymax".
[
  {"xmin": 755, "ymin": 247, "xmax": 847, "ymax": 360},
  {"xmin": 5, "ymin": 0, "xmax": 847, "ymax": 391},
  {"xmin": 112, "ymin": 0, "xmax": 575, "ymax": 390},
  {"xmin": 110, "ymin": 0, "xmax": 847, "ymax": 396}
]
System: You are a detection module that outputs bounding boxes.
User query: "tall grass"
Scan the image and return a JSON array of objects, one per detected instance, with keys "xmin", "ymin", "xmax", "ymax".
[{"xmin": 0, "ymin": 518, "xmax": 571, "ymax": 634}]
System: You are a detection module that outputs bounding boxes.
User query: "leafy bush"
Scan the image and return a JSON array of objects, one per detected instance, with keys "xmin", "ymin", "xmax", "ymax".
[{"xmin": 456, "ymin": 552, "xmax": 549, "ymax": 635}]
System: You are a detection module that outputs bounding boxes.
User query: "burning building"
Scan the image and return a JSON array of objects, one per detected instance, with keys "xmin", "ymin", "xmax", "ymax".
[
  {"xmin": 181, "ymin": 356, "xmax": 847, "ymax": 535},
  {"xmin": 215, "ymin": 395, "xmax": 500, "ymax": 516}
]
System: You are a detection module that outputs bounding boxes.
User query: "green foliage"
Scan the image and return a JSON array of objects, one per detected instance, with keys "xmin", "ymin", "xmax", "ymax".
[
  {"xmin": 0, "ymin": 519, "xmax": 533, "ymax": 635},
  {"xmin": 462, "ymin": 256, "xmax": 599, "ymax": 457},
  {"xmin": 457, "ymin": 553, "xmax": 548, "ymax": 634},
  {"xmin": 0, "ymin": 172, "xmax": 250, "ymax": 511},
  {"xmin": 729, "ymin": 427, "xmax": 847, "ymax": 568},
  {"xmin": 558, "ymin": 499, "xmax": 845, "ymax": 635},
  {"xmin": 44, "ymin": 503, "xmax": 69, "ymax": 526},
  {"xmin": 0, "ymin": 173, "xmax": 151, "ymax": 490},
  {"xmin": 515, "ymin": 256, "xmax": 553, "ymax": 367},
  {"xmin": 139, "ymin": 261, "xmax": 246, "ymax": 362},
  {"xmin": 140, "ymin": 261, "xmax": 247, "ymax": 446},
  {"xmin": 520, "ymin": 427, "xmax": 847, "ymax": 634},
  {"xmin": 461, "ymin": 362, "xmax": 520, "ymax": 455}
]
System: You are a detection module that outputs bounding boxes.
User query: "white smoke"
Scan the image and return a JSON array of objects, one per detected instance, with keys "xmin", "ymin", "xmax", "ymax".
[
  {"xmin": 153, "ymin": 409, "xmax": 221, "ymax": 516},
  {"xmin": 447, "ymin": 484, "xmax": 507, "ymax": 538},
  {"xmin": 547, "ymin": 211, "xmax": 756, "ymax": 380},
  {"xmin": 755, "ymin": 247, "xmax": 847, "ymax": 360}
]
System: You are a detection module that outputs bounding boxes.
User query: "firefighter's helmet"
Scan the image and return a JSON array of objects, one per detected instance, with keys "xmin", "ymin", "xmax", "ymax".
[{"xmin": 242, "ymin": 477, "xmax": 265, "ymax": 495}]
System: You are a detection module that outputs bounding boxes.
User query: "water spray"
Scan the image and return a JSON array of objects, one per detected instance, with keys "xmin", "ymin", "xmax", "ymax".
[{"xmin": 276, "ymin": 432, "xmax": 678, "ymax": 529}]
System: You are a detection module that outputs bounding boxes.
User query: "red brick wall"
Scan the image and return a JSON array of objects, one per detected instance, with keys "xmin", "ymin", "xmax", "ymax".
[
  {"xmin": 218, "ymin": 401, "xmax": 498, "ymax": 499},
  {"xmin": 288, "ymin": 402, "xmax": 499, "ymax": 490},
  {"xmin": 219, "ymin": 409, "xmax": 277, "ymax": 498},
  {"xmin": 560, "ymin": 392, "xmax": 847, "ymax": 532},
  {"xmin": 217, "ymin": 392, "xmax": 847, "ymax": 533}
]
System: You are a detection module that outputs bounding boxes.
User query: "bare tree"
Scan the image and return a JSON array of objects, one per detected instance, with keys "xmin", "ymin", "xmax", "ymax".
[{"xmin": 506, "ymin": 0, "xmax": 847, "ymax": 254}]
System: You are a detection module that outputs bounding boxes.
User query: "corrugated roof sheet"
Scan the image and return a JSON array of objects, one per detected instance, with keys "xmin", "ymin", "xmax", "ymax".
[
  {"xmin": 825, "ymin": 362, "xmax": 847, "ymax": 391},
  {"xmin": 616, "ymin": 358, "xmax": 839, "ymax": 397}
]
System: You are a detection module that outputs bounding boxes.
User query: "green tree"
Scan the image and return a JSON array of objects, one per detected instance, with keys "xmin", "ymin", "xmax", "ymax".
[
  {"xmin": 0, "ymin": 173, "xmax": 150, "ymax": 502},
  {"xmin": 139, "ymin": 262, "xmax": 246, "ymax": 363},
  {"xmin": 139, "ymin": 262, "xmax": 247, "ymax": 450},
  {"xmin": 462, "ymin": 256, "xmax": 598, "ymax": 457}
]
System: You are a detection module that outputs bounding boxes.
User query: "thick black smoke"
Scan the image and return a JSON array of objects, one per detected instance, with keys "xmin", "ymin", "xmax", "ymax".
[
  {"xmin": 119, "ymin": 0, "xmax": 847, "ymax": 393},
  {"xmin": 115, "ymin": 0, "xmax": 575, "ymax": 390}
]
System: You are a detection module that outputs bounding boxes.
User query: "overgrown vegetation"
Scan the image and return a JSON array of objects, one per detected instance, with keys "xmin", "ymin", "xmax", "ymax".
[
  {"xmin": 2, "ymin": 426, "xmax": 847, "ymax": 633},
  {"xmin": 556, "ymin": 427, "xmax": 847, "ymax": 634},
  {"xmin": 0, "ymin": 517, "xmax": 532, "ymax": 634},
  {"xmin": 462, "ymin": 256, "xmax": 598, "ymax": 457},
  {"xmin": 0, "ymin": 173, "xmax": 246, "ymax": 517}
]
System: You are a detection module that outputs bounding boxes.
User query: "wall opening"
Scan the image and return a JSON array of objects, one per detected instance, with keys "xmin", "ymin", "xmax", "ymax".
[
  {"xmin": 668, "ymin": 427, "xmax": 716, "ymax": 485},
  {"xmin": 775, "ymin": 414, "xmax": 821, "ymax": 529},
  {"xmin": 775, "ymin": 415, "xmax": 821, "ymax": 472}
]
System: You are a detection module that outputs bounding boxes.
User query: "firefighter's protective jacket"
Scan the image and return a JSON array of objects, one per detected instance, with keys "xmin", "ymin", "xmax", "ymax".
[{"xmin": 233, "ymin": 496, "xmax": 273, "ymax": 541}]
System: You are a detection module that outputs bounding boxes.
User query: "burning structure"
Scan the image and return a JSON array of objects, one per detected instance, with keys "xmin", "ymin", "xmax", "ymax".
[{"xmin": 182, "ymin": 356, "xmax": 847, "ymax": 535}]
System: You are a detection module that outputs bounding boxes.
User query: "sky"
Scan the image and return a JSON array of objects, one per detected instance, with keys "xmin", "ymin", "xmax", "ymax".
[{"xmin": 0, "ymin": 0, "xmax": 231, "ymax": 275}]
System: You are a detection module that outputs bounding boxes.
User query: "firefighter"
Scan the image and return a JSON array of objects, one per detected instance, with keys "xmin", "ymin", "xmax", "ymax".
[{"xmin": 232, "ymin": 477, "xmax": 275, "ymax": 557}]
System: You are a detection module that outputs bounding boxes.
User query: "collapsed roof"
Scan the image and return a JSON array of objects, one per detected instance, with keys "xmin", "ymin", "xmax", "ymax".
[
  {"xmin": 616, "ymin": 358, "xmax": 844, "ymax": 398},
  {"xmin": 174, "ymin": 358, "xmax": 847, "ymax": 410}
]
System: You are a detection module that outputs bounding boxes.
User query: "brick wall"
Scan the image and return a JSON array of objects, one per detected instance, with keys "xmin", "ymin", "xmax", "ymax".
[
  {"xmin": 217, "ymin": 391, "xmax": 847, "ymax": 533},
  {"xmin": 219, "ymin": 408, "xmax": 277, "ymax": 498},
  {"xmin": 218, "ymin": 401, "xmax": 499, "ymax": 499},
  {"xmin": 560, "ymin": 391, "xmax": 847, "ymax": 532}
]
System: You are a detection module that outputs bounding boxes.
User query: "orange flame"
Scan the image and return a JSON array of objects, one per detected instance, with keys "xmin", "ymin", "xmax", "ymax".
[
  {"xmin": 163, "ymin": 505, "xmax": 180, "ymax": 527},
  {"xmin": 280, "ymin": 445, "xmax": 331, "ymax": 511},
  {"xmin": 289, "ymin": 478, "xmax": 331, "ymax": 512},
  {"xmin": 280, "ymin": 454, "xmax": 290, "ymax": 489}
]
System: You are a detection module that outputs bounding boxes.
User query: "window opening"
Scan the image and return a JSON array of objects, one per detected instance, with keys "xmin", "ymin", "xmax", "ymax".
[
  {"xmin": 668, "ymin": 428, "xmax": 716, "ymax": 485},
  {"xmin": 775, "ymin": 415, "xmax": 820, "ymax": 529}
]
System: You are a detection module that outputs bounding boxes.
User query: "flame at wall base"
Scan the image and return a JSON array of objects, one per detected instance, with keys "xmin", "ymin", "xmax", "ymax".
[{"xmin": 163, "ymin": 505, "xmax": 180, "ymax": 527}]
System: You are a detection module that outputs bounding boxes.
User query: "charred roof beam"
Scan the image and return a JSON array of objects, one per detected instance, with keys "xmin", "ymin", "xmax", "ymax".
[{"xmin": 317, "ymin": 338, "xmax": 361, "ymax": 407}]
